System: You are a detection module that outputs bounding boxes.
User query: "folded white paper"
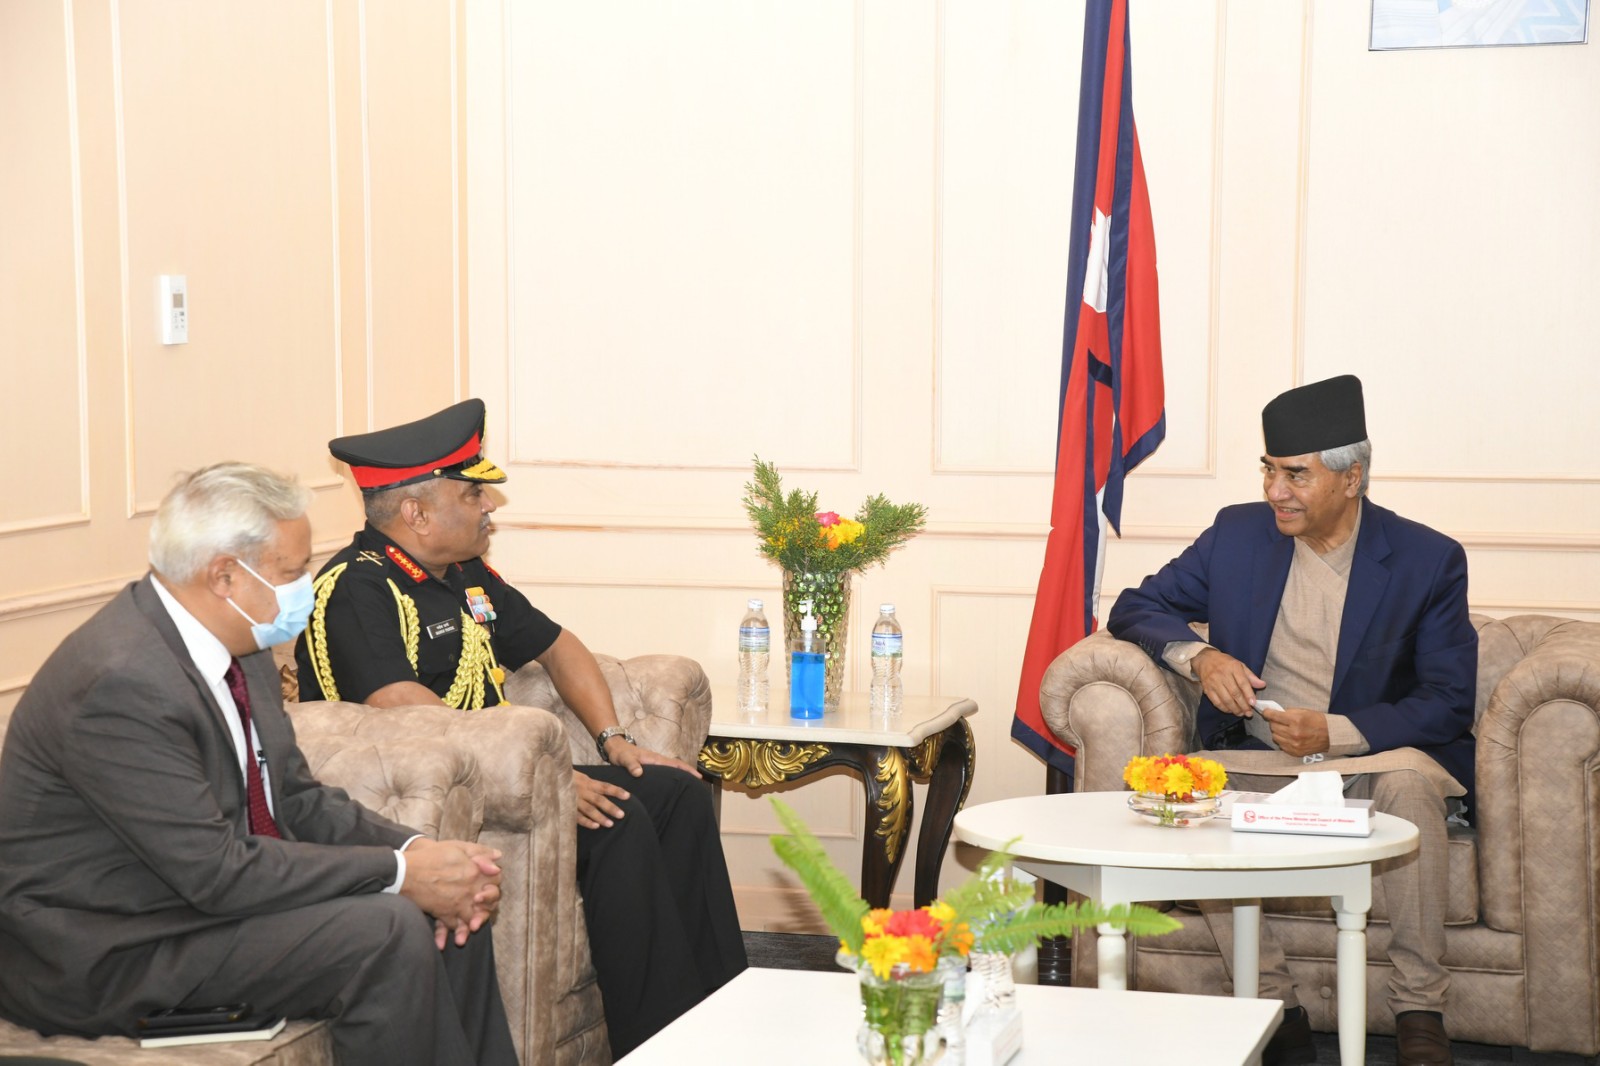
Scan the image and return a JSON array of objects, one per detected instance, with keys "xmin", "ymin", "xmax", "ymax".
[
  {"xmin": 1266, "ymin": 771, "xmax": 1345, "ymax": 807},
  {"xmin": 1245, "ymin": 698, "xmax": 1282, "ymax": 746}
]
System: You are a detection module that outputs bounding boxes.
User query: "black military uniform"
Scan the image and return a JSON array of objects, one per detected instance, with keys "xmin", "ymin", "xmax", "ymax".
[
  {"xmin": 296, "ymin": 523, "xmax": 557, "ymax": 709},
  {"xmin": 295, "ymin": 399, "xmax": 746, "ymax": 1058}
]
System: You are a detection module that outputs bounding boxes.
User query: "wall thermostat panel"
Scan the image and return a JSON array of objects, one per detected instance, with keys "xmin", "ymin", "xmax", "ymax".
[{"xmin": 157, "ymin": 274, "xmax": 188, "ymax": 345}]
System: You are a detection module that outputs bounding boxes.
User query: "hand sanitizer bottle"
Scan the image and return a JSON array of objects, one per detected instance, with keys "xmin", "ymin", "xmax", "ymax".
[{"xmin": 788, "ymin": 600, "xmax": 825, "ymax": 719}]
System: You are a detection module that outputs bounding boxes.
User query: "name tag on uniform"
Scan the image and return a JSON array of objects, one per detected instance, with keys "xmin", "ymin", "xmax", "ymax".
[{"xmin": 426, "ymin": 618, "xmax": 461, "ymax": 640}]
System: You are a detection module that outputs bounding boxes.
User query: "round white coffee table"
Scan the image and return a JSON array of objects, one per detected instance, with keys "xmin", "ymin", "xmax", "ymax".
[{"xmin": 954, "ymin": 790, "xmax": 1419, "ymax": 1066}]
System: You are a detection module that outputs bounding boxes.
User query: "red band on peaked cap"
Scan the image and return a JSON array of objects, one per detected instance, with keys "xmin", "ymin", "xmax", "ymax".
[
  {"xmin": 330, "ymin": 398, "xmax": 505, "ymax": 490},
  {"xmin": 347, "ymin": 433, "xmax": 483, "ymax": 490}
]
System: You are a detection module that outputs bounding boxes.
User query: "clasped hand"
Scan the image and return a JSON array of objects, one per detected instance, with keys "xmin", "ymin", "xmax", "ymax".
[
  {"xmin": 1192, "ymin": 648, "xmax": 1329, "ymax": 757},
  {"xmin": 399, "ymin": 837, "xmax": 503, "ymax": 949}
]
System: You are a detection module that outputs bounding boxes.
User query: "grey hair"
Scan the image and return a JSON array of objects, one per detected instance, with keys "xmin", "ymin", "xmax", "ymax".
[
  {"xmin": 362, "ymin": 478, "xmax": 441, "ymax": 529},
  {"xmin": 149, "ymin": 462, "xmax": 312, "ymax": 582},
  {"xmin": 1319, "ymin": 439, "xmax": 1371, "ymax": 497}
]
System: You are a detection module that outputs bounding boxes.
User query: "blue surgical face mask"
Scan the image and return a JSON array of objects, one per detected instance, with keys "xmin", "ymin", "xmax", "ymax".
[{"xmin": 227, "ymin": 558, "xmax": 315, "ymax": 650}]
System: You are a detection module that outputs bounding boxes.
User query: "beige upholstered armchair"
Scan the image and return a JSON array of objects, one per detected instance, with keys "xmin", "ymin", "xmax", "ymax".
[
  {"xmin": 0, "ymin": 652, "xmax": 714, "ymax": 1066},
  {"xmin": 1037, "ymin": 614, "xmax": 1600, "ymax": 1055},
  {"xmin": 288, "ymin": 652, "xmax": 714, "ymax": 1066}
]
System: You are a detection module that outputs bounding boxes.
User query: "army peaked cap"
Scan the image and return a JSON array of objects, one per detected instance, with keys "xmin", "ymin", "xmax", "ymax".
[{"xmin": 331, "ymin": 398, "xmax": 506, "ymax": 492}]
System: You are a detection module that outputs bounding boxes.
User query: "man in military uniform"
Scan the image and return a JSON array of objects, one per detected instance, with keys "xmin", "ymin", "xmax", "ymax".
[{"xmin": 296, "ymin": 399, "xmax": 746, "ymax": 1058}]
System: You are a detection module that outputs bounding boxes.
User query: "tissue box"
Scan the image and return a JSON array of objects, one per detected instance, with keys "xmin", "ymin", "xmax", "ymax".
[
  {"xmin": 1227, "ymin": 792, "xmax": 1375, "ymax": 837},
  {"xmin": 965, "ymin": 1006, "xmax": 1023, "ymax": 1066}
]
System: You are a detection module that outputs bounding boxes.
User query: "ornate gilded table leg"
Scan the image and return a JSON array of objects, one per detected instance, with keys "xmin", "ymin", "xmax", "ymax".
[
  {"xmin": 910, "ymin": 718, "xmax": 974, "ymax": 907},
  {"xmin": 697, "ymin": 726, "xmax": 971, "ymax": 911},
  {"xmin": 857, "ymin": 745, "xmax": 912, "ymax": 908}
]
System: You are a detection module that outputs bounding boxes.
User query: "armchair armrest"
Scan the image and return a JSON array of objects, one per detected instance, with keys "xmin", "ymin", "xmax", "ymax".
[
  {"xmin": 503, "ymin": 653, "xmax": 714, "ymax": 766},
  {"xmin": 1472, "ymin": 617, "xmax": 1600, "ymax": 1051},
  {"xmin": 287, "ymin": 699, "xmax": 592, "ymax": 1064},
  {"xmin": 288, "ymin": 700, "xmax": 575, "ymax": 831},
  {"xmin": 1038, "ymin": 629, "xmax": 1201, "ymax": 792},
  {"xmin": 1473, "ymin": 618, "xmax": 1600, "ymax": 923},
  {"xmin": 297, "ymin": 731, "xmax": 484, "ymax": 842}
]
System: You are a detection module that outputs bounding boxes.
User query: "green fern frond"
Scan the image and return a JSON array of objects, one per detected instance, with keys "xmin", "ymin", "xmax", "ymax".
[
  {"xmin": 768, "ymin": 797, "xmax": 869, "ymax": 954},
  {"xmin": 975, "ymin": 900, "xmax": 1180, "ymax": 956},
  {"xmin": 937, "ymin": 839, "xmax": 1033, "ymax": 932}
]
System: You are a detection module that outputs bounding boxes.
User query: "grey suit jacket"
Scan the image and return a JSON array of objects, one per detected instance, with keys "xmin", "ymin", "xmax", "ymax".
[{"xmin": 0, "ymin": 576, "xmax": 414, "ymax": 1034}]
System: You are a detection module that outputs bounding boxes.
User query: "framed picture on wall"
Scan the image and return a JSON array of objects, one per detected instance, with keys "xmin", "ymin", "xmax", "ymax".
[{"xmin": 1371, "ymin": 0, "xmax": 1590, "ymax": 49}]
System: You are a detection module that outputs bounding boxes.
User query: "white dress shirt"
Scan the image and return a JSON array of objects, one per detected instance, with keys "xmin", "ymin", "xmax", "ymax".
[{"xmin": 149, "ymin": 575, "xmax": 409, "ymax": 891}]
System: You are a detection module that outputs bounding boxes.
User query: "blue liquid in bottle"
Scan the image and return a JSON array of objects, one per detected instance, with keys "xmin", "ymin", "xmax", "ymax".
[
  {"xmin": 789, "ymin": 651, "xmax": 825, "ymax": 719},
  {"xmin": 789, "ymin": 598, "xmax": 825, "ymax": 719}
]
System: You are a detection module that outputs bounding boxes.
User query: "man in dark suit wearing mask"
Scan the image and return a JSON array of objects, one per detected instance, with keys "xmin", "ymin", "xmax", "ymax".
[{"xmin": 0, "ymin": 462, "xmax": 518, "ymax": 1066}]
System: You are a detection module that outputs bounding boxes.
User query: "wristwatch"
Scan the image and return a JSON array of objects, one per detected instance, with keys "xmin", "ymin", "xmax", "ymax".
[{"xmin": 594, "ymin": 726, "xmax": 635, "ymax": 763}]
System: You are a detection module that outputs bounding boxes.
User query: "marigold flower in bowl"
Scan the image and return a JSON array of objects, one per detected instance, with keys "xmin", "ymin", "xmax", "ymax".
[{"xmin": 1122, "ymin": 753, "xmax": 1228, "ymax": 801}]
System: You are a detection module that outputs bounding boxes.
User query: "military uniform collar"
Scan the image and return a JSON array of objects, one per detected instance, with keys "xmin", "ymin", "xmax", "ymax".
[{"xmin": 355, "ymin": 523, "xmax": 463, "ymax": 587}]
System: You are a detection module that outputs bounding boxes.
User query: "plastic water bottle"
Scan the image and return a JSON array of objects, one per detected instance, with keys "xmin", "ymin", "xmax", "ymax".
[
  {"xmin": 869, "ymin": 604, "xmax": 903, "ymax": 715},
  {"xmin": 736, "ymin": 599, "xmax": 770, "ymax": 713},
  {"xmin": 936, "ymin": 956, "xmax": 968, "ymax": 1065},
  {"xmin": 788, "ymin": 600, "xmax": 824, "ymax": 719}
]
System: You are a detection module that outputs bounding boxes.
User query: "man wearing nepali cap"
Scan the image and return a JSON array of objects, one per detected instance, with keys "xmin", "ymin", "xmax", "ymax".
[
  {"xmin": 1108, "ymin": 376, "xmax": 1475, "ymax": 1066},
  {"xmin": 295, "ymin": 399, "xmax": 746, "ymax": 1058}
]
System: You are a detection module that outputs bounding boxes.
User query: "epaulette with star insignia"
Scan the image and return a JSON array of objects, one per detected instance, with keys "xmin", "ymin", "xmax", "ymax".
[{"xmin": 386, "ymin": 544, "xmax": 427, "ymax": 583}]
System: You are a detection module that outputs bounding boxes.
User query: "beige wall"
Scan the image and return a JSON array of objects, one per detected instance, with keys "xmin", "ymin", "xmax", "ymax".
[
  {"xmin": 0, "ymin": 0, "xmax": 468, "ymax": 713},
  {"xmin": 465, "ymin": 0, "xmax": 1600, "ymax": 928},
  {"xmin": 5, "ymin": 0, "xmax": 1597, "ymax": 928}
]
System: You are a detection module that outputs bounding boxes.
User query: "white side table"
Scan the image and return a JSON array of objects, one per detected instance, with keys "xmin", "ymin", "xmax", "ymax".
[{"xmin": 954, "ymin": 790, "xmax": 1419, "ymax": 1066}]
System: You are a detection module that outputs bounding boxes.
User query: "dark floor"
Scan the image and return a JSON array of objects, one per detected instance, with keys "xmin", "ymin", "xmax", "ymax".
[{"xmin": 743, "ymin": 931, "xmax": 1598, "ymax": 1065}]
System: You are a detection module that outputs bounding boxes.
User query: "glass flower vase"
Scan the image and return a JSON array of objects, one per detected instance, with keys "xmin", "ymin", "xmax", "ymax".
[
  {"xmin": 1127, "ymin": 790, "xmax": 1221, "ymax": 828},
  {"xmin": 782, "ymin": 569, "xmax": 852, "ymax": 711},
  {"xmin": 857, "ymin": 964, "xmax": 943, "ymax": 1066}
]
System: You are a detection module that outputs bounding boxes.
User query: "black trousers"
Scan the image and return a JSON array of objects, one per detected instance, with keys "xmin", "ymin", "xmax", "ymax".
[{"xmin": 578, "ymin": 766, "xmax": 747, "ymax": 1058}]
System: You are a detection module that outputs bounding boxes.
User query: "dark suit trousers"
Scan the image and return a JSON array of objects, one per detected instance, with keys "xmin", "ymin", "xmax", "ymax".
[
  {"xmin": 147, "ymin": 894, "xmax": 516, "ymax": 1066},
  {"xmin": 579, "ymin": 765, "xmax": 747, "ymax": 1058}
]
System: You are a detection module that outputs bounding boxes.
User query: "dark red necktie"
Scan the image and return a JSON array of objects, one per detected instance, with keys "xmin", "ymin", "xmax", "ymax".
[{"xmin": 224, "ymin": 659, "xmax": 281, "ymax": 838}]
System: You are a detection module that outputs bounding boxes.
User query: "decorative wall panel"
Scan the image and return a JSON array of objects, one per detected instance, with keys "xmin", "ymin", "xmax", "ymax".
[
  {"xmin": 0, "ymin": 0, "xmax": 88, "ymax": 532},
  {"xmin": 506, "ymin": 0, "xmax": 861, "ymax": 470},
  {"xmin": 120, "ymin": 2, "xmax": 340, "ymax": 510}
]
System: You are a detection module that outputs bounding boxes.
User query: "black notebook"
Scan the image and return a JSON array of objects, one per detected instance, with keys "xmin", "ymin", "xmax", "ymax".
[{"xmin": 138, "ymin": 1014, "xmax": 287, "ymax": 1048}]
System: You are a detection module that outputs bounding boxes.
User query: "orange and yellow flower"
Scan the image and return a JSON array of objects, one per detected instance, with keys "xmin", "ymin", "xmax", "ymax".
[
  {"xmin": 823, "ymin": 517, "xmax": 865, "ymax": 550},
  {"xmin": 1122, "ymin": 753, "xmax": 1227, "ymax": 801},
  {"xmin": 852, "ymin": 903, "xmax": 970, "ymax": 977}
]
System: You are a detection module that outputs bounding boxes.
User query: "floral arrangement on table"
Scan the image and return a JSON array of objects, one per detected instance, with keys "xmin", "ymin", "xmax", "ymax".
[
  {"xmin": 1123, "ymin": 753, "xmax": 1229, "ymax": 828},
  {"xmin": 769, "ymin": 797, "xmax": 1177, "ymax": 1065},
  {"xmin": 742, "ymin": 457, "xmax": 927, "ymax": 575},
  {"xmin": 742, "ymin": 458, "xmax": 928, "ymax": 707}
]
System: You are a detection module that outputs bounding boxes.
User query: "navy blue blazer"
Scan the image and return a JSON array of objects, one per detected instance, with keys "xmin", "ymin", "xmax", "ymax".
[{"xmin": 1107, "ymin": 500, "xmax": 1477, "ymax": 795}]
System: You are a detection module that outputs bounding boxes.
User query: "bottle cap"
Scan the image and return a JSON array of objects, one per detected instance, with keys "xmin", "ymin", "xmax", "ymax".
[
  {"xmin": 800, "ymin": 600, "xmax": 817, "ymax": 632},
  {"xmin": 880, "ymin": 603, "xmax": 895, "ymax": 614},
  {"xmin": 748, "ymin": 598, "xmax": 764, "ymax": 610}
]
